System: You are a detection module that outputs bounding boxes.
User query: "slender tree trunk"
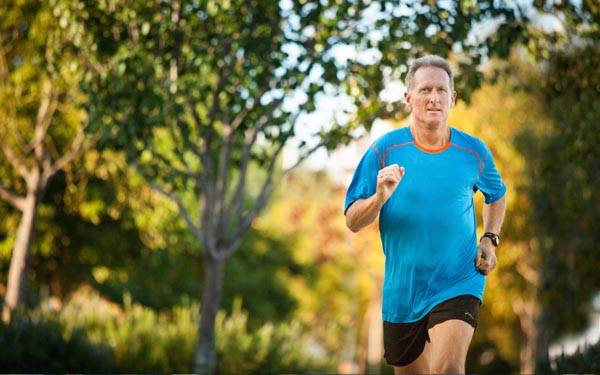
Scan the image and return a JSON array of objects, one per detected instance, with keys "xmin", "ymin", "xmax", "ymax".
[
  {"xmin": 2, "ymin": 192, "xmax": 41, "ymax": 323},
  {"xmin": 357, "ymin": 293, "xmax": 383, "ymax": 375},
  {"xmin": 514, "ymin": 295, "xmax": 546, "ymax": 374},
  {"xmin": 194, "ymin": 252, "xmax": 226, "ymax": 375},
  {"xmin": 535, "ymin": 309, "xmax": 551, "ymax": 372},
  {"xmin": 519, "ymin": 306, "xmax": 538, "ymax": 374},
  {"xmin": 366, "ymin": 296, "xmax": 383, "ymax": 374}
]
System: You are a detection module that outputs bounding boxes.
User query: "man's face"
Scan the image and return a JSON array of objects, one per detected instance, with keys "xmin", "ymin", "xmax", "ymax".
[{"xmin": 404, "ymin": 66, "xmax": 456, "ymax": 128}]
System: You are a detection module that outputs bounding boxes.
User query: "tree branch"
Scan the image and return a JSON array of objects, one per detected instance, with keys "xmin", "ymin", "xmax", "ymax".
[
  {"xmin": 219, "ymin": 96, "xmax": 285, "ymax": 235},
  {"xmin": 167, "ymin": 120, "xmax": 195, "ymax": 169},
  {"xmin": 188, "ymin": 100, "xmax": 214, "ymax": 184},
  {"xmin": 200, "ymin": 189, "xmax": 219, "ymax": 260},
  {"xmin": 282, "ymin": 137, "xmax": 328, "ymax": 174},
  {"xmin": 0, "ymin": 182, "xmax": 25, "ymax": 211},
  {"xmin": 0, "ymin": 49, "xmax": 28, "ymax": 153},
  {"xmin": 32, "ymin": 79, "xmax": 58, "ymax": 162},
  {"xmin": 168, "ymin": 0, "xmax": 182, "ymax": 94},
  {"xmin": 219, "ymin": 113, "xmax": 332, "ymax": 260},
  {"xmin": 218, "ymin": 125, "xmax": 294, "ymax": 260},
  {"xmin": 146, "ymin": 146, "xmax": 196, "ymax": 179},
  {"xmin": 43, "ymin": 127, "xmax": 88, "ymax": 183},
  {"xmin": 228, "ymin": 125, "xmax": 261, "ymax": 234},
  {"xmin": 148, "ymin": 180, "xmax": 201, "ymax": 238},
  {"xmin": 516, "ymin": 258, "xmax": 540, "ymax": 288},
  {"xmin": 1, "ymin": 143, "xmax": 30, "ymax": 181},
  {"xmin": 131, "ymin": 160, "xmax": 217, "ymax": 259},
  {"xmin": 204, "ymin": 36, "xmax": 234, "ymax": 148}
]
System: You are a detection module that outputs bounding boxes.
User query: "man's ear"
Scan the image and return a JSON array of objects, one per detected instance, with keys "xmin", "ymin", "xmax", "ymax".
[
  {"xmin": 404, "ymin": 91, "xmax": 412, "ymax": 110},
  {"xmin": 451, "ymin": 91, "xmax": 457, "ymax": 107}
]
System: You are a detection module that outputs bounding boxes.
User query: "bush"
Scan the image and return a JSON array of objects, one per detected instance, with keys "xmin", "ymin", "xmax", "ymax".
[
  {"xmin": 216, "ymin": 298, "xmax": 325, "ymax": 374},
  {"xmin": 57, "ymin": 291, "xmax": 197, "ymax": 373},
  {"xmin": 551, "ymin": 339, "xmax": 600, "ymax": 374},
  {"xmin": 0, "ymin": 313, "xmax": 113, "ymax": 373},
  {"xmin": 0, "ymin": 289, "xmax": 327, "ymax": 374}
]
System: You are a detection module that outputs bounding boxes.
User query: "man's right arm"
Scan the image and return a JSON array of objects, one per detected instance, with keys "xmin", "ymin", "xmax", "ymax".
[
  {"xmin": 345, "ymin": 164, "xmax": 404, "ymax": 233},
  {"xmin": 345, "ymin": 193, "xmax": 385, "ymax": 233}
]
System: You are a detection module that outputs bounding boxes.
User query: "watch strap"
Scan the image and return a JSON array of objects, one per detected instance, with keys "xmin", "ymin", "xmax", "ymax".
[{"xmin": 481, "ymin": 232, "xmax": 500, "ymax": 247}]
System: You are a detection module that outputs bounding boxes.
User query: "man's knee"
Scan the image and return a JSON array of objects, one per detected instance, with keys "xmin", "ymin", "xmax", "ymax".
[
  {"xmin": 430, "ymin": 360, "xmax": 464, "ymax": 374},
  {"xmin": 394, "ymin": 362, "xmax": 431, "ymax": 375}
]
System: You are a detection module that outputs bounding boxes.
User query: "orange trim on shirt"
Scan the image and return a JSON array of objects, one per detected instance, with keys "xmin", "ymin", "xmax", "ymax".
[
  {"xmin": 378, "ymin": 138, "xmax": 485, "ymax": 177},
  {"xmin": 371, "ymin": 144, "xmax": 385, "ymax": 169},
  {"xmin": 408, "ymin": 126, "xmax": 452, "ymax": 154},
  {"xmin": 383, "ymin": 142, "xmax": 414, "ymax": 166},
  {"xmin": 413, "ymin": 140, "xmax": 452, "ymax": 154},
  {"xmin": 450, "ymin": 143, "xmax": 483, "ymax": 175}
]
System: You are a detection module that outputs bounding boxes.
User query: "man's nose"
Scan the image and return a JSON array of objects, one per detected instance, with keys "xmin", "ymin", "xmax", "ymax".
[{"xmin": 428, "ymin": 90, "xmax": 441, "ymax": 103}]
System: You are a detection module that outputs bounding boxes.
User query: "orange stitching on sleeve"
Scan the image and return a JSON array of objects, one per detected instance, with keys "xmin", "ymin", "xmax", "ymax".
[
  {"xmin": 371, "ymin": 144, "xmax": 385, "ymax": 169},
  {"xmin": 450, "ymin": 143, "xmax": 483, "ymax": 175},
  {"xmin": 383, "ymin": 142, "xmax": 414, "ymax": 165}
]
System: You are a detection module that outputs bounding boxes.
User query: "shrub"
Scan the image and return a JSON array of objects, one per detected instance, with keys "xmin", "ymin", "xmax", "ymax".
[
  {"xmin": 0, "ymin": 314, "xmax": 113, "ymax": 373},
  {"xmin": 551, "ymin": 339, "xmax": 600, "ymax": 373},
  {"xmin": 0, "ymin": 289, "xmax": 327, "ymax": 374},
  {"xmin": 216, "ymin": 298, "xmax": 325, "ymax": 374}
]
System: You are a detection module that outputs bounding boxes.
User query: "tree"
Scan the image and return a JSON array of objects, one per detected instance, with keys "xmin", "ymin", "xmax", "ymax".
[
  {"xmin": 85, "ymin": 1, "xmax": 526, "ymax": 373},
  {"xmin": 0, "ymin": 0, "xmax": 98, "ymax": 322},
  {"xmin": 513, "ymin": 2, "xmax": 600, "ymax": 371},
  {"xmin": 524, "ymin": 46, "xmax": 600, "ymax": 372}
]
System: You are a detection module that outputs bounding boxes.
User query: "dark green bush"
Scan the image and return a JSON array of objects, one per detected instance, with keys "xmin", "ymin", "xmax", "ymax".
[
  {"xmin": 0, "ymin": 314, "xmax": 113, "ymax": 373},
  {"xmin": 551, "ymin": 339, "xmax": 600, "ymax": 374},
  {"xmin": 0, "ymin": 290, "xmax": 328, "ymax": 374}
]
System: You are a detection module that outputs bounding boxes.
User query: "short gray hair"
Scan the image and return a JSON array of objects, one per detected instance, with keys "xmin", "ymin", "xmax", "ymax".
[{"xmin": 405, "ymin": 55, "xmax": 454, "ymax": 91}]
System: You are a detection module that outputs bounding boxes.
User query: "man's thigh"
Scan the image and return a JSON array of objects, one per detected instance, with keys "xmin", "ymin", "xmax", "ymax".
[
  {"xmin": 392, "ymin": 343, "xmax": 431, "ymax": 374},
  {"xmin": 427, "ymin": 319, "xmax": 475, "ymax": 373}
]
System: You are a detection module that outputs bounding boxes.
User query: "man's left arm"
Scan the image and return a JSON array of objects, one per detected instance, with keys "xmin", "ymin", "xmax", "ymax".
[{"xmin": 476, "ymin": 195, "xmax": 507, "ymax": 275}]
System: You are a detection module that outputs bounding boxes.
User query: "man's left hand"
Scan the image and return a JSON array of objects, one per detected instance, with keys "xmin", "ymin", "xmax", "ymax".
[{"xmin": 476, "ymin": 238, "xmax": 497, "ymax": 275}]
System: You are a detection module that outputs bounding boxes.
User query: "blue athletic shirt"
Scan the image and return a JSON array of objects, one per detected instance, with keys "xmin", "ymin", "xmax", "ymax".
[{"xmin": 344, "ymin": 126, "xmax": 506, "ymax": 323}]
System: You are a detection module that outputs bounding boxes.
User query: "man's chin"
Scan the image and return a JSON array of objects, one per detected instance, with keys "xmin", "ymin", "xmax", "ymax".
[{"xmin": 424, "ymin": 119, "xmax": 446, "ymax": 128}]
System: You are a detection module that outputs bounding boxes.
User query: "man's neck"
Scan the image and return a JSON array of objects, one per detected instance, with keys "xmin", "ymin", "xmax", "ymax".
[{"xmin": 410, "ymin": 121, "xmax": 450, "ymax": 149}]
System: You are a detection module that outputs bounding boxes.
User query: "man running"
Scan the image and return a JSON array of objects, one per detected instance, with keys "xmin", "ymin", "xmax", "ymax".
[{"xmin": 344, "ymin": 55, "xmax": 507, "ymax": 374}]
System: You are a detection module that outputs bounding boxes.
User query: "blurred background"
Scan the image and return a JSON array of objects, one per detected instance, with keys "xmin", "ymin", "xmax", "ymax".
[{"xmin": 0, "ymin": 0, "xmax": 598, "ymax": 373}]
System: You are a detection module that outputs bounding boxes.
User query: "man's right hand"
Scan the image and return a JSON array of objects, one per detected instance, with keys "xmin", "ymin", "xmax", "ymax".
[{"xmin": 376, "ymin": 164, "xmax": 405, "ymax": 204}]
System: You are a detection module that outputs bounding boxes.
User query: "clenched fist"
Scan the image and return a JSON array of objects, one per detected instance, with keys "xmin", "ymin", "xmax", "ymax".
[{"xmin": 376, "ymin": 164, "xmax": 405, "ymax": 204}]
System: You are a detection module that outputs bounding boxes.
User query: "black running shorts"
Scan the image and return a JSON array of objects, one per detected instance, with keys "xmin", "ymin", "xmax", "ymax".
[{"xmin": 383, "ymin": 294, "xmax": 481, "ymax": 367}]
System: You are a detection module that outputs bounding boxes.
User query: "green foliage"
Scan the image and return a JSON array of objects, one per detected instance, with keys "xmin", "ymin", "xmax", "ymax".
[
  {"xmin": 0, "ymin": 313, "xmax": 113, "ymax": 373},
  {"xmin": 82, "ymin": 0, "xmax": 529, "ymax": 252},
  {"xmin": 551, "ymin": 340, "xmax": 600, "ymax": 374},
  {"xmin": 520, "ymin": 45, "xmax": 600, "ymax": 340},
  {"xmin": 0, "ymin": 145, "xmax": 301, "ymax": 322},
  {"xmin": 223, "ymin": 230, "xmax": 303, "ymax": 326},
  {"xmin": 216, "ymin": 298, "xmax": 327, "ymax": 374},
  {"xmin": 57, "ymin": 290, "xmax": 197, "ymax": 373},
  {"xmin": 0, "ymin": 290, "xmax": 326, "ymax": 374}
]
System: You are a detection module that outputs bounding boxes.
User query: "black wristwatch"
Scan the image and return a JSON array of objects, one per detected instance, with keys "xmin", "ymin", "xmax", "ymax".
[{"xmin": 480, "ymin": 232, "xmax": 500, "ymax": 247}]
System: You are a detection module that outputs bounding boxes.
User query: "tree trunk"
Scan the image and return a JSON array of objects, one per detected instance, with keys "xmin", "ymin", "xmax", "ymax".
[
  {"xmin": 514, "ymin": 296, "xmax": 544, "ymax": 374},
  {"xmin": 366, "ymin": 296, "xmax": 383, "ymax": 374},
  {"xmin": 2, "ymin": 192, "xmax": 40, "ymax": 323},
  {"xmin": 357, "ymin": 294, "xmax": 383, "ymax": 374},
  {"xmin": 535, "ymin": 309, "xmax": 551, "ymax": 373},
  {"xmin": 194, "ymin": 253, "xmax": 226, "ymax": 375},
  {"xmin": 519, "ymin": 306, "xmax": 538, "ymax": 374}
]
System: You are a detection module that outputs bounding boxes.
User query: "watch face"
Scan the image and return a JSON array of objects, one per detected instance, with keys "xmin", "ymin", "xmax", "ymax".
[{"xmin": 489, "ymin": 234, "xmax": 499, "ymax": 246}]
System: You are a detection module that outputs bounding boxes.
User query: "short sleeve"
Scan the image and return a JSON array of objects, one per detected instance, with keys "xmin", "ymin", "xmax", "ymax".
[
  {"xmin": 344, "ymin": 144, "xmax": 383, "ymax": 214},
  {"xmin": 474, "ymin": 144, "xmax": 506, "ymax": 204}
]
